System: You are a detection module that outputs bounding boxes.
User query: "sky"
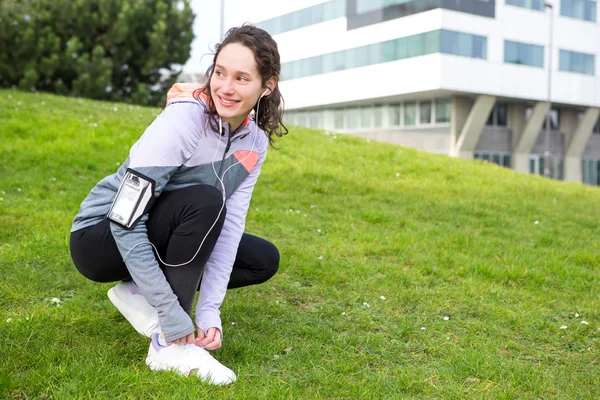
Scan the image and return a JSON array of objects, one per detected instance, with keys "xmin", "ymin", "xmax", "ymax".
[
  {"xmin": 182, "ymin": 0, "xmax": 225, "ymax": 74},
  {"xmin": 182, "ymin": 0, "xmax": 322, "ymax": 74},
  {"xmin": 183, "ymin": 0, "xmax": 260, "ymax": 74}
]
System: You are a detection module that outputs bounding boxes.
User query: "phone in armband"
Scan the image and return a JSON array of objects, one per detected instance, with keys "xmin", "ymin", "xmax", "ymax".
[{"xmin": 107, "ymin": 169, "xmax": 155, "ymax": 229}]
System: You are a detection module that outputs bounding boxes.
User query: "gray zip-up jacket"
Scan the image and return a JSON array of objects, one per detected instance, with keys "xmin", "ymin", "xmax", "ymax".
[{"xmin": 71, "ymin": 83, "xmax": 268, "ymax": 342}]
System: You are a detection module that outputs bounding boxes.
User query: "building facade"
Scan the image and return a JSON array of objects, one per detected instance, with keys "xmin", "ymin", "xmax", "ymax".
[{"xmin": 249, "ymin": 0, "xmax": 600, "ymax": 185}]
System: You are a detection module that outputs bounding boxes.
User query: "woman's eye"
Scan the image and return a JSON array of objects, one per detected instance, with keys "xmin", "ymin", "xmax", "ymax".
[
  {"xmin": 215, "ymin": 71, "xmax": 224, "ymax": 77},
  {"xmin": 237, "ymin": 76, "xmax": 247, "ymax": 82}
]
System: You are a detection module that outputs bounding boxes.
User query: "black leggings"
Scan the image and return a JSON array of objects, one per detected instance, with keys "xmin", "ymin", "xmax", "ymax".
[{"xmin": 70, "ymin": 184, "xmax": 279, "ymax": 315}]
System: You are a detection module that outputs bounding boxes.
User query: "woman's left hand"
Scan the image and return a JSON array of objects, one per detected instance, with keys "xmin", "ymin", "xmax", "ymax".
[{"xmin": 196, "ymin": 327, "xmax": 222, "ymax": 350}]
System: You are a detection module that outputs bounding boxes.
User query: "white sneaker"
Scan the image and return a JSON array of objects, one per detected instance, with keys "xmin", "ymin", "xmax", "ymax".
[
  {"xmin": 107, "ymin": 280, "xmax": 161, "ymax": 337},
  {"xmin": 146, "ymin": 333, "xmax": 237, "ymax": 385}
]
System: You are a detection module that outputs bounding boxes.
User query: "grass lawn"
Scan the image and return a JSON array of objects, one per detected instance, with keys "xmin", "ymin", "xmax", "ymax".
[{"xmin": 1, "ymin": 89, "xmax": 599, "ymax": 399}]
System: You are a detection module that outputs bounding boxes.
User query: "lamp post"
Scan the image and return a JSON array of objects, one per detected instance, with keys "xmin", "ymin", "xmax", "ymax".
[
  {"xmin": 220, "ymin": 0, "xmax": 225, "ymax": 38},
  {"xmin": 543, "ymin": 2, "xmax": 554, "ymax": 179}
]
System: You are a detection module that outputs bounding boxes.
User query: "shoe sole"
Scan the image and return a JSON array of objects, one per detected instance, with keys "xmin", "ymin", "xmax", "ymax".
[{"xmin": 107, "ymin": 286, "xmax": 160, "ymax": 337}]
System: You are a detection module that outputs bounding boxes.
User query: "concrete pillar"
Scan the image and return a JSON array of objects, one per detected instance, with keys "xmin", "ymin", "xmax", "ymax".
[
  {"xmin": 564, "ymin": 107, "xmax": 600, "ymax": 182},
  {"xmin": 450, "ymin": 96, "xmax": 471, "ymax": 154},
  {"xmin": 508, "ymin": 103, "xmax": 526, "ymax": 150},
  {"xmin": 513, "ymin": 102, "xmax": 547, "ymax": 173},
  {"xmin": 451, "ymin": 95, "xmax": 496, "ymax": 159}
]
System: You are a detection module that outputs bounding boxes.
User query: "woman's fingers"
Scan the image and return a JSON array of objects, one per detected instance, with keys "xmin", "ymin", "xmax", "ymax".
[{"xmin": 196, "ymin": 327, "xmax": 222, "ymax": 350}]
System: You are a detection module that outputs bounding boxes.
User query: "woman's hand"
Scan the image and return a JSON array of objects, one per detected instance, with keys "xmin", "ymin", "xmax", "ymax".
[
  {"xmin": 195, "ymin": 327, "xmax": 222, "ymax": 350},
  {"xmin": 168, "ymin": 332, "xmax": 196, "ymax": 345}
]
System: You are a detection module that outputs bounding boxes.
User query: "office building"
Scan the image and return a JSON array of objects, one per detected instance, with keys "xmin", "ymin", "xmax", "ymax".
[{"xmin": 249, "ymin": 0, "xmax": 600, "ymax": 184}]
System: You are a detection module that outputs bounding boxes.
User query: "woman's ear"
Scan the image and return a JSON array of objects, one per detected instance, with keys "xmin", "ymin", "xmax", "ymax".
[{"xmin": 264, "ymin": 77, "xmax": 277, "ymax": 96}]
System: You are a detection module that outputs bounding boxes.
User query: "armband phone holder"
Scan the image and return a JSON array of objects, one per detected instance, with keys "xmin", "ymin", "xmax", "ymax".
[{"xmin": 107, "ymin": 169, "xmax": 155, "ymax": 229}]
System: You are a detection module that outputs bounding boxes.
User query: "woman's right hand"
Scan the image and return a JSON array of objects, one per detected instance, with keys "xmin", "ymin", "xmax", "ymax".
[{"xmin": 167, "ymin": 332, "xmax": 196, "ymax": 345}]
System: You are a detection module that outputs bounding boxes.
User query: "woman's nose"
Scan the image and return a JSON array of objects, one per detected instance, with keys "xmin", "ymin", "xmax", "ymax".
[{"xmin": 220, "ymin": 79, "xmax": 235, "ymax": 94}]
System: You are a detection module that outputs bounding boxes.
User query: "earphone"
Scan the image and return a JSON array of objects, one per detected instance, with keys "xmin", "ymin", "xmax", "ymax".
[{"xmin": 122, "ymin": 89, "xmax": 268, "ymax": 267}]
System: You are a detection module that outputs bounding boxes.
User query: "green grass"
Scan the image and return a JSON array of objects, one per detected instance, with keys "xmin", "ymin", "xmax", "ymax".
[{"xmin": 1, "ymin": 89, "xmax": 599, "ymax": 399}]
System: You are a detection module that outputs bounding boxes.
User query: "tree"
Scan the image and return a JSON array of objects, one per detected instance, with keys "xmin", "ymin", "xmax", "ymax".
[{"xmin": 0, "ymin": 0, "xmax": 195, "ymax": 106}]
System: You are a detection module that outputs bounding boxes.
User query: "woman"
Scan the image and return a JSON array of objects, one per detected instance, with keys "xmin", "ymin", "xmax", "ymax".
[{"xmin": 69, "ymin": 25, "xmax": 287, "ymax": 385}]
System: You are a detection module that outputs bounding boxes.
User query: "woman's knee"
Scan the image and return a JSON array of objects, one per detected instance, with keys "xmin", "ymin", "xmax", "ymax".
[{"xmin": 259, "ymin": 241, "xmax": 280, "ymax": 282}]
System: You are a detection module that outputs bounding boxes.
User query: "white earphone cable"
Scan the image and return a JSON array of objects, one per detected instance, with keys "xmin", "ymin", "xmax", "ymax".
[{"xmin": 122, "ymin": 92, "xmax": 265, "ymax": 267}]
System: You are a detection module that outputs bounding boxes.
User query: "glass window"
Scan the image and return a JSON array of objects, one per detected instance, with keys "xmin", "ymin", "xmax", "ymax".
[
  {"xmin": 530, "ymin": 157, "xmax": 536, "ymax": 174},
  {"xmin": 360, "ymin": 106, "xmax": 373, "ymax": 128},
  {"xmin": 369, "ymin": 43, "xmax": 382, "ymax": 65},
  {"xmin": 345, "ymin": 48, "xmax": 358, "ymax": 69},
  {"xmin": 408, "ymin": 34, "xmax": 424, "ymax": 57},
  {"xmin": 487, "ymin": 103, "xmax": 508, "ymax": 126},
  {"xmin": 420, "ymin": 101, "xmax": 432, "ymax": 124},
  {"xmin": 424, "ymin": 31, "xmax": 440, "ymax": 55},
  {"xmin": 323, "ymin": 1, "xmax": 335, "ymax": 20},
  {"xmin": 505, "ymin": 40, "xmax": 544, "ymax": 67},
  {"xmin": 543, "ymin": 108, "xmax": 560, "ymax": 130},
  {"xmin": 382, "ymin": 41, "xmax": 396, "ymax": 62},
  {"xmin": 404, "ymin": 102, "xmax": 417, "ymax": 126},
  {"xmin": 355, "ymin": 46, "xmax": 370, "ymax": 68},
  {"xmin": 440, "ymin": 30, "xmax": 486, "ymax": 59},
  {"xmin": 310, "ymin": 56, "xmax": 322, "ymax": 76},
  {"xmin": 559, "ymin": 49, "xmax": 595, "ymax": 75},
  {"xmin": 280, "ymin": 29, "xmax": 486, "ymax": 81},
  {"xmin": 299, "ymin": 59, "xmax": 312, "ymax": 79},
  {"xmin": 496, "ymin": 103, "xmax": 508, "ymax": 126},
  {"xmin": 473, "ymin": 35, "xmax": 487, "ymax": 59},
  {"xmin": 457, "ymin": 32, "xmax": 473, "ymax": 57},
  {"xmin": 347, "ymin": 107, "xmax": 359, "ymax": 129},
  {"xmin": 506, "ymin": 0, "xmax": 545, "ymax": 10},
  {"xmin": 388, "ymin": 104, "xmax": 401, "ymax": 126},
  {"xmin": 374, "ymin": 105, "xmax": 384, "ymax": 128},
  {"xmin": 334, "ymin": 109, "xmax": 345, "ymax": 129},
  {"xmin": 441, "ymin": 30, "xmax": 458, "ymax": 54},
  {"xmin": 530, "ymin": 44, "xmax": 544, "ymax": 67},
  {"xmin": 486, "ymin": 108, "xmax": 495, "ymax": 126},
  {"xmin": 285, "ymin": 111, "xmax": 295, "ymax": 125},
  {"xmin": 395, "ymin": 37, "xmax": 408, "ymax": 59},
  {"xmin": 474, "ymin": 152, "xmax": 511, "ymax": 168},
  {"xmin": 561, "ymin": 0, "xmax": 597, "ymax": 22},
  {"xmin": 255, "ymin": 0, "xmax": 347, "ymax": 36},
  {"xmin": 435, "ymin": 98, "xmax": 451, "ymax": 123},
  {"xmin": 290, "ymin": 10, "xmax": 303, "ymax": 30},
  {"xmin": 322, "ymin": 53, "xmax": 335, "ymax": 74},
  {"xmin": 334, "ymin": 0, "xmax": 347, "ymax": 17},
  {"xmin": 333, "ymin": 51, "xmax": 345, "ymax": 71},
  {"xmin": 310, "ymin": 4, "xmax": 325, "ymax": 24},
  {"xmin": 505, "ymin": 40, "xmax": 519, "ymax": 64},
  {"xmin": 297, "ymin": 111, "xmax": 308, "ymax": 127},
  {"xmin": 309, "ymin": 111, "xmax": 321, "ymax": 128}
]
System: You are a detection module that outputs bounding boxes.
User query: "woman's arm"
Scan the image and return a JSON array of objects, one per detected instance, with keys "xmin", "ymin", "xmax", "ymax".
[
  {"xmin": 195, "ymin": 144, "xmax": 267, "ymax": 341},
  {"xmin": 110, "ymin": 102, "xmax": 202, "ymax": 343}
]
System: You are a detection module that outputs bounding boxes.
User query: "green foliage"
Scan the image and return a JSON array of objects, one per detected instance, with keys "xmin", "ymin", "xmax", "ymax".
[
  {"xmin": 0, "ymin": 0, "xmax": 195, "ymax": 106},
  {"xmin": 1, "ymin": 90, "xmax": 600, "ymax": 398}
]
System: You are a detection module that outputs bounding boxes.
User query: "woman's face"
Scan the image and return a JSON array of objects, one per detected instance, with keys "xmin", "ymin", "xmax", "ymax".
[{"xmin": 210, "ymin": 43, "xmax": 264, "ymax": 131}]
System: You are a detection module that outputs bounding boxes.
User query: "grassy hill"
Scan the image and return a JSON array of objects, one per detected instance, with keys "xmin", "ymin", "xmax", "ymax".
[{"xmin": 0, "ymin": 89, "xmax": 599, "ymax": 399}]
